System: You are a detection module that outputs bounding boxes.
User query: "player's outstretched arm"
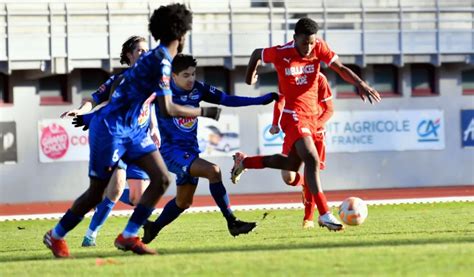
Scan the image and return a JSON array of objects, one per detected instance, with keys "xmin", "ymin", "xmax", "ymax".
[
  {"xmin": 60, "ymin": 101, "xmax": 93, "ymax": 118},
  {"xmin": 156, "ymin": 95, "xmax": 221, "ymax": 120},
  {"xmin": 245, "ymin": 48, "xmax": 263, "ymax": 85},
  {"xmin": 330, "ymin": 60, "xmax": 381, "ymax": 104},
  {"xmin": 199, "ymin": 81, "xmax": 277, "ymax": 107},
  {"xmin": 71, "ymin": 101, "xmax": 109, "ymax": 131},
  {"xmin": 218, "ymin": 92, "xmax": 278, "ymax": 107}
]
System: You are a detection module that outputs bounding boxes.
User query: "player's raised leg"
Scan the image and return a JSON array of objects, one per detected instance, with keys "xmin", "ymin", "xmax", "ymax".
[
  {"xmin": 231, "ymin": 137, "xmax": 343, "ymax": 231},
  {"xmin": 231, "ymin": 151, "xmax": 301, "ymax": 184}
]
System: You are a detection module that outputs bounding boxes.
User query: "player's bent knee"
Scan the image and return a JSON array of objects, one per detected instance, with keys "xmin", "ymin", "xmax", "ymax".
[
  {"xmin": 176, "ymin": 199, "xmax": 192, "ymax": 209},
  {"xmin": 129, "ymin": 195, "xmax": 140, "ymax": 206},
  {"xmin": 106, "ymin": 186, "xmax": 123, "ymax": 201},
  {"xmin": 282, "ymin": 176, "xmax": 293, "ymax": 185},
  {"xmin": 208, "ymin": 164, "xmax": 222, "ymax": 180},
  {"xmin": 157, "ymin": 175, "xmax": 171, "ymax": 190}
]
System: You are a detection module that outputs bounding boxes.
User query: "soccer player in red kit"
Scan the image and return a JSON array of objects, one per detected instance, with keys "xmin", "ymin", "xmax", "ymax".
[
  {"xmin": 232, "ymin": 17, "xmax": 381, "ymax": 231},
  {"xmin": 270, "ymin": 72, "xmax": 334, "ymax": 229}
]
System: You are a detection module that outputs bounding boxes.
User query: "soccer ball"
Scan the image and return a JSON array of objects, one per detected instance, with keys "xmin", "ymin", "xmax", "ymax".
[{"xmin": 338, "ymin": 197, "xmax": 368, "ymax": 226}]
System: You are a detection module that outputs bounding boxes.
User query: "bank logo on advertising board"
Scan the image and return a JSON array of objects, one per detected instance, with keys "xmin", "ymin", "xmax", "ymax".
[
  {"xmin": 40, "ymin": 123, "xmax": 69, "ymax": 159},
  {"xmin": 417, "ymin": 118, "xmax": 441, "ymax": 142}
]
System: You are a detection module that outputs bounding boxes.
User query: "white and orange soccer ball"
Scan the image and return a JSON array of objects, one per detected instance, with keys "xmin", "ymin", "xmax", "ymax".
[{"xmin": 338, "ymin": 197, "xmax": 368, "ymax": 226}]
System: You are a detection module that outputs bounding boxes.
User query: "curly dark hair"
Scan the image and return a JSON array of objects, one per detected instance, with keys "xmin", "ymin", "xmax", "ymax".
[
  {"xmin": 148, "ymin": 3, "xmax": 192, "ymax": 45},
  {"xmin": 120, "ymin": 36, "xmax": 146, "ymax": 65},
  {"xmin": 294, "ymin": 17, "xmax": 319, "ymax": 36},
  {"xmin": 172, "ymin": 54, "xmax": 197, "ymax": 74}
]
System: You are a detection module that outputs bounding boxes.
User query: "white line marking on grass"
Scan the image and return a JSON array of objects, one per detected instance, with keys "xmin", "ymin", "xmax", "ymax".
[{"xmin": 1, "ymin": 196, "xmax": 473, "ymax": 221}]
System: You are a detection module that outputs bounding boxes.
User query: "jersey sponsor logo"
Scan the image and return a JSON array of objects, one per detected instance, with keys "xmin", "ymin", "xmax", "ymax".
[
  {"xmin": 284, "ymin": 64, "xmax": 315, "ymax": 76},
  {"xmin": 295, "ymin": 75, "xmax": 308, "ymax": 86},
  {"xmin": 138, "ymin": 94, "xmax": 156, "ymax": 127},
  {"xmin": 283, "ymin": 57, "xmax": 291, "ymax": 63},
  {"xmin": 173, "ymin": 116, "xmax": 198, "ymax": 132},
  {"xmin": 190, "ymin": 89, "xmax": 200, "ymax": 100},
  {"xmin": 40, "ymin": 123, "xmax": 69, "ymax": 160}
]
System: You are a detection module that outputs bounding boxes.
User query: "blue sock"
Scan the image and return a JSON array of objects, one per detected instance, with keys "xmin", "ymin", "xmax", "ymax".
[
  {"xmin": 119, "ymin": 188, "xmax": 133, "ymax": 206},
  {"xmin": 209, "ymin": 181, "xmax": 236, "ymax": 222},
  {"xmin": 153, "ymin": 198, "xmax": 185, "ymax": 231},
  {"xmin": 123, "ymin": 204, "xmax": 154, "ymax": 238},
  {"xmin": 52, "ymin": 209, "xmax": 84, "ymax": 239},
  {"xmin": 86, "ymin": 197, "xmax": 116, "ymax": 238}
]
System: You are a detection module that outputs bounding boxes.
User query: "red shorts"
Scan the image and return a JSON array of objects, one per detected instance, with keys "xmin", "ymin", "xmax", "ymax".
[{"xmin": 280, "ymin": 112, "xmax": 326, "ymax": 170}]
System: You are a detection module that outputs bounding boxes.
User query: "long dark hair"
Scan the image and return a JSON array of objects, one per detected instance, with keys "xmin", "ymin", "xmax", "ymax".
[{"xmin": 120, "ymin": 36, "xmax": 146, "ymax": 65}]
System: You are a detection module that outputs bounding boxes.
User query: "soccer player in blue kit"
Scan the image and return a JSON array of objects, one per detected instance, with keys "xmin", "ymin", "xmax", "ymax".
[
  {"xmin": 141, "ymin": 54, "xmax": 278, "ymax": 244},
  {"xmin": 43, "ymin": 4, "xmax": 220, "ymax": 257},
  {"xmin": 61, "ymin": 35, "xmax": 157, "ymax": 247}
]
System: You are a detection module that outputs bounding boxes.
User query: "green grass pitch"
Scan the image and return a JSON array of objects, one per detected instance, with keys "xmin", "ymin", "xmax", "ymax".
[{"xmin": 0, "ymin": 202, "xmax": 473, "ymax": 276}]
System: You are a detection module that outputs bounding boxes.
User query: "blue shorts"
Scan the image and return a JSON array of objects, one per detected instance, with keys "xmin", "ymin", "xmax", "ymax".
[
  {"xmin": 161, "ymin": 148, "xmax": 199, "ymax": 186},
  {"xmin": 88, "ymin": 117, "xmax": 157, "ymax": 180},
  {"xmin": 126, "ymin": 164, "xmax": 150, "ymax": 180}
]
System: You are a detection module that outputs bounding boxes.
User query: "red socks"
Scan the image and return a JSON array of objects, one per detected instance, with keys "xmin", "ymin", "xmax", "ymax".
[
  {"xmin": 302, "ymin": 183, "xmax": 315, "ymax": 221},
  {"xmin": 288, "ymin": 172, "xmax": 304, "ymax": 186},
  {"xmin": 314, "ymin": 191, "xmax": 330, "ymax": 216},
  {"xmin": 242, "ymin": 156, "xmax": 264, "ymax": 169}
]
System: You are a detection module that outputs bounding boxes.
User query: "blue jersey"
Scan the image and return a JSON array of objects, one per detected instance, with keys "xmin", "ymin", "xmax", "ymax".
[
  {"xmin": 96, "ymin": 45, "xmax": 173, "ymax": 138},
  {"xmin": 157, "ymin": 81, "xmax": 225, "ymax": 153},
  {"xmin": 91, "ymin": 69, "xmax": 128, "ymax": 105}
]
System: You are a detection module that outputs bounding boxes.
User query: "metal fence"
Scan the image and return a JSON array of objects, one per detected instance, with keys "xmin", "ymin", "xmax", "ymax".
[{"xmin": 0, "ymin": 0, "xmax": 472, "ymax": 73}]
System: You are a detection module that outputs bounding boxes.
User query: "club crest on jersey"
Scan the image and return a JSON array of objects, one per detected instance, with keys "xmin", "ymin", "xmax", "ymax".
[
  {"xmin": 285, "ymin": 64, "xmax": 315, "ymax": 76},
  {"xmin": 190, "ymin": 89, "xmax": 200, "ymax": 100},
  {"xmin": 173, "ymin": 116, "xmax": 197, "ymax": 132},
  {"xmin": 138, "ymin": 94, "xmax": 156, "ymax": 127}
]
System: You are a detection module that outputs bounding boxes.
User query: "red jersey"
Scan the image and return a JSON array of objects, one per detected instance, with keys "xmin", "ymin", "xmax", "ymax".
[
  {"xmin": 272, "ymin": 72, "xmax": 333, "ymax": 126},
  {"xmin": 262, "ymin": 39, "xmax": 337, "ymax": 116}
]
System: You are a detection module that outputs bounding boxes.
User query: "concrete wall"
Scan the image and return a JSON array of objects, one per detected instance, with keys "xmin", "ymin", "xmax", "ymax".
[{"xmin": 1, "ymin": 63, "xmax": 473, "ymax": 204}]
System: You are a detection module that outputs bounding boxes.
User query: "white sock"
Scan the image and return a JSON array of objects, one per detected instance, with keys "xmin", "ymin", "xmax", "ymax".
[
  {"xmin": 85, "ymin": 229, "xmax": 98, "ymax": 239},
  {"xmin": 121, "ymin": 230, "xmax": 138, "ymax": 239}
]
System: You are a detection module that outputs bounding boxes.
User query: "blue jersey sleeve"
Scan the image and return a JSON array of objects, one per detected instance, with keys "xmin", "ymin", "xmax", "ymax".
[
  {"xmin": 154, "ymin": 59, "xmax": 173, "ymax": 97},
  {"xmin": 91, "ymin": 74, "xmax": 118, "ymax": 104},
  {"xmin": 199, "ymin": 82, "xmax": 225, "ymax": 104},
  {"xmin": 200, "ymin": 81, "xmax": 275, "ymax": 107}
]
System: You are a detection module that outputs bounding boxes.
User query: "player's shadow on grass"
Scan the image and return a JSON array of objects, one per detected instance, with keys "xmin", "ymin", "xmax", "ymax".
[{"xmin": 3, "ymin": 236, "xmax": 474, "ymax": 262}]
